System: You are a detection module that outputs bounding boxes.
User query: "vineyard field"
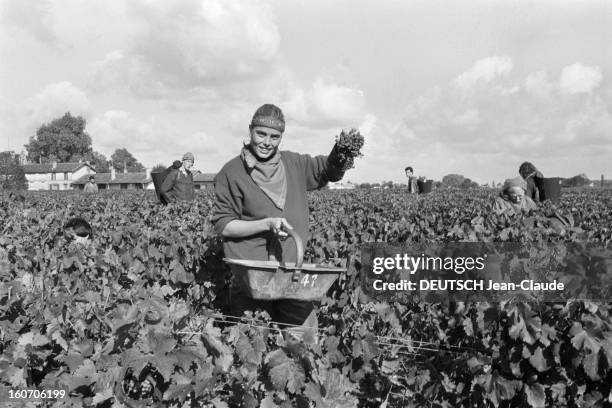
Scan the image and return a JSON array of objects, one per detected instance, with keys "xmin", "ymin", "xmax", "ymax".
[{"xmin": 1, "ymin": 188, "xmax": 612, "ymax": 408}]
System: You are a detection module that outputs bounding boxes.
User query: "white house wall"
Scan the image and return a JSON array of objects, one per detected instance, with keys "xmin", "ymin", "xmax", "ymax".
[
  {"xmin": 72, "ymin": 167, "xmax": 94, "ymax": 181},
  {"xmin": 25, "ymin": 165, "xmax": 95, "ymax": 190}
]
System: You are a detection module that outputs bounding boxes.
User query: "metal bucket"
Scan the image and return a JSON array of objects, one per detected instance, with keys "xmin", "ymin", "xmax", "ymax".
[
  {"xmin": 418, "ymin": 180, "xmax": 433, "ymax": 194},
  {"xmin": 224, "ymin": 229, "xmax": 345, "ymax": 301},
  {"xmin": 541, "ymin": 177, "xmax": 562, "ymax": 202}
]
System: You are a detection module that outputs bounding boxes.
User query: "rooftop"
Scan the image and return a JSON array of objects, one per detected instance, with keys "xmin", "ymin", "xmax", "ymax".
[
  {"xmin": 72, "ymin": 172, "xmax": 152, "ymax": 185},
  {"xmin": 193, "ymin": 173, "xmax": 216, "ymax": 183},
  {"xmin": 22, "ymin": 162, "xmax": 92, "ymax": 174}
]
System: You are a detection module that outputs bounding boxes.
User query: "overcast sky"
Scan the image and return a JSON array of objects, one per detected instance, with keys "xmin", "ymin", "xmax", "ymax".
[{"xmin": 1, "ymin": 0, "xmax": 611, "ymax": 184}]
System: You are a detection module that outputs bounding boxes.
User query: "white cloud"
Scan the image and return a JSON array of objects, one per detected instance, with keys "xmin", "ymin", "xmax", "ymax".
[
  {"xmin": 398, "ymin": 59, "xmax": 612, "ymax": 182},
  {"xmin": 453, "ymin": 56, "xmax": 513, "ymax": 90},
  {"xmin": 0, "ymin": 0, "xmax": 59, "ymax": 46},
  {"xmin": 559, "ymin": 63, "xmax": 602, "ymax": 94},
  {"xmin": 24, "ymin": 82, "xmax": 91, "ymax": 126},
  {"xmin": 452, "ymin": 109, "xmax": 480, "ymax": 128},
  {"xmin": 89, "ymin": 0, "xmax": 281, "ymax": 99},
  {"xmin": 524, "ymin": 71, "xmax": 555, "ymax": 98},
  {"xmin": 87, "ymin": 110, "xmax": 221, "ymax": 167},
  {"xmin": 283, "ymin": 77, "xmax": 367, "ymax": 129}
]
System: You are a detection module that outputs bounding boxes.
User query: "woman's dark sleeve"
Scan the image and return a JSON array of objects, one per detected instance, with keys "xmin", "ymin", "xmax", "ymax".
[
  {"xmin": 299, "ymin": 153, "xmax": 345, "ymax": 191},
  {"xmin": 534, "ymin": 175, "xmax": 545, "ymax": 202},
  {"xmin": 211, "ymin": 171, "xmax": 243, "ymax": 235}
]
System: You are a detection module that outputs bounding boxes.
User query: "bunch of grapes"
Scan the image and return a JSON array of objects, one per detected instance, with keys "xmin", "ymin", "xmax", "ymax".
[
  {"xmin": 139, "ymin": 378, "xmax": 153, "ymax": 399},
  {"xmin": 334, "ymin": 128, "xmax": 364, "ymax": 170},
  {"xmin": 122, "ymin": 367, "xmax": 156, "ymax": 400},
  {"xmin": 123, "ymin": 369, "xmax": 141, "ymax": 399}
]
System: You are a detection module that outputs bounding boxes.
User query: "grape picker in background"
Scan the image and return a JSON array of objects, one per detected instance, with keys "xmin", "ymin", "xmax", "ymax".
[
  {"xmin": 405, "ymin": 166, "xmax": 418, "ymax": 194},
  {"xmin": 161, "ymin": 152, "xmax": 195, "ymax": 203},
  {"xmin": 519, "ymin": 161, "xmax": 545, "ymax": 203},
  {"xmin": 63, "ymin": 217, "xmax": 93, "ymax": 245},
  {"xmin": 212, "ymin": 103, "xmax": 363, "ymax": 327},
  {"xmin": 83, "ymin": 175, "xmax": 98, "ymax": 193},
  {"xmin": 493, "ymin": 177, "xmax": 537, "ymax": 215}
]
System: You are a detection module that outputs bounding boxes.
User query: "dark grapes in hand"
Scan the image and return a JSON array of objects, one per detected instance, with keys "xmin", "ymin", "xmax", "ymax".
[{"xmin": 334, "ymin": 129, "xmax": 364, "ymax": 170}]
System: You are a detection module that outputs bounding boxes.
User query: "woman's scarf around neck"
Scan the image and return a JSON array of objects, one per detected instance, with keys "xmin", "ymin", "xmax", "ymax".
[{"xmin": 241, "ymin": 145, "xmax": 287, "ymax": 210}]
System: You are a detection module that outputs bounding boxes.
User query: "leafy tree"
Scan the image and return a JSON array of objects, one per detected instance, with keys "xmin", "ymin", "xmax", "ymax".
[
  {"xmin": 562, "ymin": 174, "xmax": 590, "ymax": 188},
  {"xmin": 111, "ymin": 148, "xmax": 145, "ymax": 173},
  {"xmin": 25, "ymin": 112, "xmax": 92, "ymax": 163},
  {"xmin": 0, "ymin": 151, "xmax": 27, "ymax": 190},
  {"xmin": 441, "ymin": 174, "xmax": 466, "ymax": 188},
  {"xmin": 442, "ymin": 174, "xmax": 479, "ymax": 189},
  {"xmin": 90, "ymin": 151, "xmax": 110, "ymax": 173},
  {"xmin": 460, "ymin": 178, "xmax": 479, "ymax": 189}
]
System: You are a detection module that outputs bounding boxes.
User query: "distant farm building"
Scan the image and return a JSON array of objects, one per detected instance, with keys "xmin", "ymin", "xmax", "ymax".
[
  {"xmin": 72, "ymin": 167, "xmax": 153, "ymax": 190},
  {"xmin": 328, "ymin": 181, "xmax": 356, "ymax": 190},
  {"xmin": 193, "ymin": 173, "xmax": 216, "ymax": 189},
  {"xmin": 23, "ymin": 161, "xmax": 95, "ymax": 191}
]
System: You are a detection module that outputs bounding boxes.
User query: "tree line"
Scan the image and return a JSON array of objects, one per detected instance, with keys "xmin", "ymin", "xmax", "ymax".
[
  {"xmin": 24, "ymin": 112, "xmax": 145, "ymax": 173},
  {"xmin": 1, "ymin": 112, "xmax": 147, "ymax": 190}
]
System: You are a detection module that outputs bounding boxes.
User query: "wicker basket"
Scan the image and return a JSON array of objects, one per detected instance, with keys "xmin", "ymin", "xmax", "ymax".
[
  {"xmin": 224, "ymin": 229, "xmax": 345, "ymax": 301},
  {"xmin": 151, "ymin": 171, "xmax": 167, "ymax": 205}
]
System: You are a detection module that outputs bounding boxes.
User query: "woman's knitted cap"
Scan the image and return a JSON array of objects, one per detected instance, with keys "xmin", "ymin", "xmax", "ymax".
[
  {"xmin": 503, "ymin": 176, "xmax": 527, "ymax": 192},
  {"xmin": 250, "ymin": 104, "xmax": 285, "ymax": 132}
]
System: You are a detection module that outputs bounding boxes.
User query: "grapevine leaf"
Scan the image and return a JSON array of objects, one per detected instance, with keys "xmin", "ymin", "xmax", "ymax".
[
  {"xmin": 91, "ymin": 388, "xmax": 113, "ymax": 405},
  {"xmin": 164, "ymin": 382, "xmax": 193, "ymax": 402},
  {"xmin": 416, "ymin": 369, "xmax": 430, "ymax": 390},
  {"xmin": 507, "ymin": 304, "xmax": 541, "ymax": 345},
  {"xmin": 236, "ymin": 333, "xmax": 260, "ymax": 366},
  {"xmin": 539, "ymin": 324, "xmax": 557, "ymax": 347},
  {"xmin": 260, "ymin": 395, "xmax": 279, "ymax": 408},
  {"xmin": 525, "ymin": 384, "xmax": 546, "ymax": 408},
  {"xmin": 352, "ymin": 333, "xmax": 379, "ymax": 361},
  {"xmin": 478, "ymin": 373, "xmax": 517, "ymax": 406},
  {"xmin": 583, "ymin": 351, "xmax": 601, "ymax": 381},
  {"xmin": 269, "ymin": 360, "xmax": 305, "ymax": 394},
  {"xmin": 323, "ymin": 336, "xmax": 345, "ymax": 364},
  {"xmin": 202, "ymin": 332, "xmax": 233, "ymax": 373},
  {"xmin": 528, "ymin": 347, "xmax": 549, "ymax": 372},
  {"xmin": 145, "ymin": 331, "xmax": 177, "ymax": 356},
  {"xmin": 603, "ymin": 338, "xmax": 612, "ymax": 366},
  {"xmin": 265, "ymin": 349, "xmax": 290, "ymax": 367},
  {"xmin": 584, "ymin": 391, "xmax": 604, "ymax": 406},
  {"xmin": 170, "ymin": 260, "xmax": 193, "ymax": 284},
  {"xmin": 18, "ymin": 331, "xmax": 49, "ymax": 347},
  {"xmin": 7, "ymin": 366, "xmax": 27, "ymax": 387},
  {"xmin": 570, "ymin": 322, "xmax": 601, "ymax": 353},
  {"xmin": 463, "ymin": 318, "xmax": 474, "ymax": 337},
  {"xmin": 550, "ymin": 382, "xmax": 567, "ymax": 404},
  {"xmin": 381, "ymin": 359, "xmax": 400, "ymax": 375},
  {"xmin": 61, "ymin": 354, "xmax": 85, "ymax": 371},
  {"xmin": 73, "ymin": 359, "xmax": 97, "ymax": 379}
]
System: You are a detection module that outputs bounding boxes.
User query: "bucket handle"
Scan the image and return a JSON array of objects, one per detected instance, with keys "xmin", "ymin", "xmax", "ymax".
[{"xmin": 283, "ymin": 228, "xmax": 304, "ymax": 282}]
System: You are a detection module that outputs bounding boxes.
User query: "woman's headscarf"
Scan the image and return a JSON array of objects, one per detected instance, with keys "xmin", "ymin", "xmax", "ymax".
[{"xmin": 502, "ymin": 176, "xmax": 527, "ymax": 193}]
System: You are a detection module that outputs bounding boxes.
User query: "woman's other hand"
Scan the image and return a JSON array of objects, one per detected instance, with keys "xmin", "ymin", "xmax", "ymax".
[{"xmin": 266, "ymin": 217, "xmax": 293, "ymax": 238}]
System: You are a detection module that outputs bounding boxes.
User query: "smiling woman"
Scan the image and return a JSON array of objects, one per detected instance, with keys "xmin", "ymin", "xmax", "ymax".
[
  {"xmin": 212, "ymin": 104, "xmax": 355, "ymax": 327},
  {"xmin": 493, "ymin": 176, "xmax": 537, "ymax": 215}
]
